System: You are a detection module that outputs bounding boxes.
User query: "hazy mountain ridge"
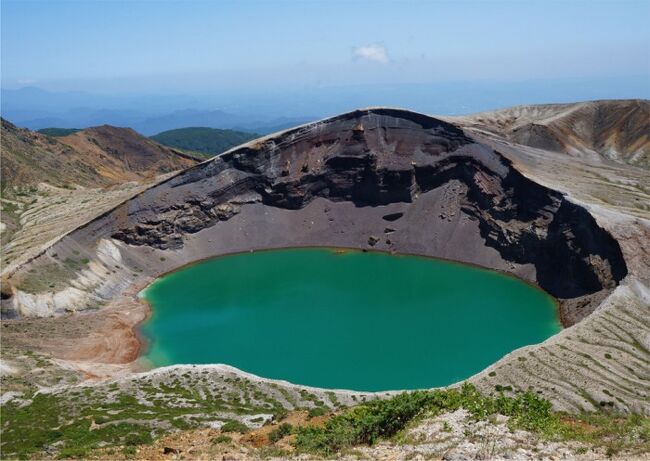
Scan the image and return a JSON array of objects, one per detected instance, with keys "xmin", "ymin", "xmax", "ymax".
[
  {"xmin": 1, "ymin": 87, "xmax": 312, "ymax": 135},
  {"xmin": 4, "ymin": 77, "xmax": 649, "ymax": 135}
]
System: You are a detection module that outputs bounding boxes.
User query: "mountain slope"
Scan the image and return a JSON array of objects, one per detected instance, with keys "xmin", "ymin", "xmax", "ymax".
[
  {"xmin": 151, "ymin": 127, "xmax": 258, "ymax": 156},
  {"xmin": 1, "ymin": 120, "xmax": 198, "ymax": 190},
  {"xmin": 56, "ymin": 125, "xmax": 199, "ymax": 183},
  {"xmin": 449, "ymin": 99, "xmax": 650, "ymax": 168},
  {"xmin": 1, "ymin": 119, "xmax": 110, "ymax": 189}
]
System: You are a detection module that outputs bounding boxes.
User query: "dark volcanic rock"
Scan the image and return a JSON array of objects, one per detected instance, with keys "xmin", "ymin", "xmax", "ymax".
[
  {"xmin": 111, "ymin": 109, "xmax": 626, "ymax": 299},
  {"xmin": 382, "ymin": 212, "xmax": 404, "ymax": 222},
  {"xmin": 110, "ymin": 109, "xmax": 474, "ymax": 246}
]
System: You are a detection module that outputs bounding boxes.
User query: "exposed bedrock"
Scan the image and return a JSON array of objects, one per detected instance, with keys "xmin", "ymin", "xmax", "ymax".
[{"xmin": 3, "ymin": 108, "xmax": 627, "ymax": 325}]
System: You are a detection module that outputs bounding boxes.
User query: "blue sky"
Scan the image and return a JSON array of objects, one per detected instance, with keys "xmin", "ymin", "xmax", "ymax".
[{"xmin": 2, "ymin": 0, "xmax": 649, "ymax": 93}]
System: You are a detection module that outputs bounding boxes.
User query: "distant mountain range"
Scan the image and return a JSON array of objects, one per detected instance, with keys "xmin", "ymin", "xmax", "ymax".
[
  {"xmin": 4, "ymin": 77, "xmax": 649, "ymax": 136},
  {"xmin": 132, "ymin": 110, "xmax": 305, "ymax": 136},
  {"xmin": 0, "ymin": 87, "xmax": 311, "ymax": 135},
  {"xmin": 8, "ymin": 105, "xmax": 308, "ymax": 137}
]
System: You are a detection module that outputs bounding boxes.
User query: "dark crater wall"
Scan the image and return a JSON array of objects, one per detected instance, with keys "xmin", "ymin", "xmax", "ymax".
[{"xmin": 8, "ymin": 109, "xmax": 627, "ymax": 324}]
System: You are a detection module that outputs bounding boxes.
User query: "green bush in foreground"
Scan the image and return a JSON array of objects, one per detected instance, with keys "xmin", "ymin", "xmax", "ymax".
[
  {"xmin": 295, "ymin": 388, "xmax": 457, "ymax": 455},
  {"xmin": 294, "ymin": 383, "xmax": 578, "ymax": 456}
]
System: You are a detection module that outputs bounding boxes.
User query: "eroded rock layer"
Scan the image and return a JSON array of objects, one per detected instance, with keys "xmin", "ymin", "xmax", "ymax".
[
  {"xmin": 3, "ymin": 109, "xmax": 627, "ymax": 326},
  {"xmin": 448, "ymin": 99, "xmax": 650, "ymax": 168}
]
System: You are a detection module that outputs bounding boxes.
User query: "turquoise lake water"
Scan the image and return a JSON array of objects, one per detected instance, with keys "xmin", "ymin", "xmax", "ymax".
[{"xmin": 140, "ymin": 248, "xmax": 560, "ymax": 391}]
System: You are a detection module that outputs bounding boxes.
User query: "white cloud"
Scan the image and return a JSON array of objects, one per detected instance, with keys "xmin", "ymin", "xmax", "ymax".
[
  {"xmin": 353, "ymin": 45, "xmax": 389, "ymax": 64},
  {"xmin": 17, "ymin": 79, "xmax": 36, "ymax": 85}
]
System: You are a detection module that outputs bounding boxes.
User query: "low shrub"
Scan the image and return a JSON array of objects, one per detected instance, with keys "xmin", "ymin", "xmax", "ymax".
[
  {"xmin": 268, "ymin": 423, "xmax": 292, "ymax": 443},
  {"xmin": 212, "ymin": 435, "xmax": 232, "ymax": 444},
  {"xmin": 308, "ymin": 407, "xmax": 327, "ymax": 418},
  {"xmin": 221, "ymin": 420, "xmax": 249, "ymax": 434}
]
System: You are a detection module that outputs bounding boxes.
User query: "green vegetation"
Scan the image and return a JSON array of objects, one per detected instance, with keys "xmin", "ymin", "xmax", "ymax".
[
  {"xmin": 294, "ymin": 383, "xmax": 650, "ymax": 457},
  {"xmin": 212, "ymin": 434, "xmax": 232, "ymax": 444},
  {"xmin": 1, "ymin": 201, "xmax": 20, "ymax": 214},
  {"xmin": 151, "ymin": 127, "xmax": 258, "ymax": 157},
  {"xmin": 37, "ymin": 128, "xmax": 81, "ymax": 137},
  {"xmin": 1, "ymin": 393, "xmax": 154, "ymax": 459},
  {"xmin": 1, "ymin": 375, "xmax": 647, "ymax": 460},
  {"xmin": 0, "ymin": 373, "xmax": 289, "ymax": 459},
  {"xmin": 268, "ymin": 423, "xmax": 293, "ymax": 442},
  {"xmin": 221, "ymin": 420, "xmax": 250, "ymax": 434},
  {"xmin": 307, "ymin": 406, "xmax": 327, "ymax": 418}
]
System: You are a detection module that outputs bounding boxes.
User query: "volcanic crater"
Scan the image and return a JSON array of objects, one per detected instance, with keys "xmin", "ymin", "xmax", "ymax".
[
  {"xmin": 5, "ymin": 109, "xmax": 627, "ymax": 320},
  {"xmin": 2, "ymin": 108, "xmax": 645, "ymax": 413}
]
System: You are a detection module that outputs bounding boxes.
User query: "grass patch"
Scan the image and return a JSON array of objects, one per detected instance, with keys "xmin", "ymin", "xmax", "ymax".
[
  {"xmin": 221, "ymin": 420, "xmax": 249, "ymax": 434},
  {"xmin": 3, "ymin": 377, "xmax": 646, "ymax": 460},
  {"xmin": 212, "ymin": 434, "xmax": 232, "ymax": 444},
  {"xmin": 1, "ymin": 393, "xmax": 156, "ymax": 459},
  {"xmin": 0, "ymin": 375, "xmax": 284, "ymax": 459},
  {"xmin": 15, "ymin": 260, "xmax": 78, "ymax": 293}
]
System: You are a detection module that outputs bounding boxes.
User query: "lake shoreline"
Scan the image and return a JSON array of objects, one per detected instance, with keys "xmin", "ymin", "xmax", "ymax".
[{"xmin": 139, "ymin": 247, "xmax": 561, "ymax": 391}]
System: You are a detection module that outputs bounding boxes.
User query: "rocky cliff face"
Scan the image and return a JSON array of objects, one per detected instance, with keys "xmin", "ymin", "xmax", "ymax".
[{"xmin": 3, "ymin": 109, "xmax": 627, "ymax": 324}]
